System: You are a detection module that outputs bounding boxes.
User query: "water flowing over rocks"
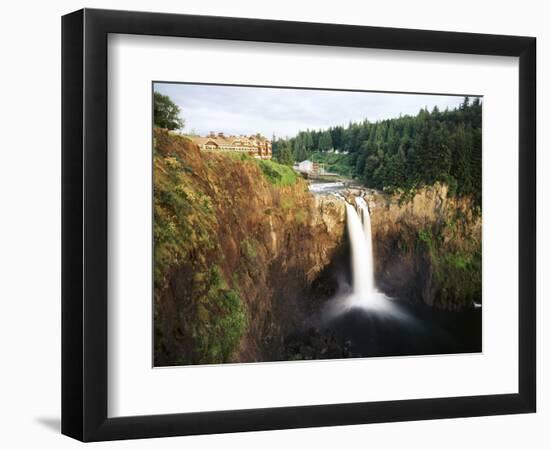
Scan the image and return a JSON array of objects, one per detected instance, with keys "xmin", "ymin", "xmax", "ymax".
[{"xmin": 318, "ymin": 183, "xmax": 481, "ymax": 312}]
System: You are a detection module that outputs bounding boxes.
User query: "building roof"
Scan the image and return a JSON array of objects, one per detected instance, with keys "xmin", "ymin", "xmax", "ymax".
[{"xmin": 190, "ymin": 133, "xmax": 270, "ymax": 147}]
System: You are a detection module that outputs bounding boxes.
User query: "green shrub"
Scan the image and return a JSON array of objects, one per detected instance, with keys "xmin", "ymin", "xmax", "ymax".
[
  {"xmin": 416, "ymin": 226, "xmax": 481, "ymax": 306},
  {"xmin": 241, "ymin": 238, "xmax": 258, "ymax": 259},
  {"xmin": 153, "ymin": 154, "xmax": 217, "ymax": 289},
  {"xmin": 193, "ymin": 265, "xmax": 248, "ymax": 364},
  {"xmin": 255, "ymin": 159, "xmax": 297, "ymax": 186},
  {"xmin": 295, "ymin": 210, "xmax": 306, "ymax": 224},
  {"xmin": 216, "ymin": 289, "xmax": 248, "ymax": 360},
  {"xmin": 310, "ymin": 152, "xmax": 354, "ymax": 177},
  {"xmin": 280, "ymin": 196, "xmax": 295, "ymax": 211}
]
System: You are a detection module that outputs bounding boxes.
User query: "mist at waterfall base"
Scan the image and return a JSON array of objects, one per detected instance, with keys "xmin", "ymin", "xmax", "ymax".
[
  {"xmin": 325, "ymin": 197, "xmax": 402, "ymax": 317},
  {"xmin": 315, "ymin": 194, "xmax": 481, "ymax": 359}
]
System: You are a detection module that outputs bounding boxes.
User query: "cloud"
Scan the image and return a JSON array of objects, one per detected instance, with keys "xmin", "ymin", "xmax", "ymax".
[{"xmin": 154, "ymin": 82, "xmax": 473, "ymax": 138}]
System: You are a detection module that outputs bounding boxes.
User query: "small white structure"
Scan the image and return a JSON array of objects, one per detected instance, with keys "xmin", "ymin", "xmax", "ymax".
[
  {"xmin": 295, "ymin": 160, "xmax": 324, "ymax": 176},
  {"xmin": 297, "ymin": 160, "xmax": 314, "ymax": 173}
]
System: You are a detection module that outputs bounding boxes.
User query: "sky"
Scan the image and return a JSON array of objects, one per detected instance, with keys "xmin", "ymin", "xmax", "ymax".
[{"xmin": 154, "ymin": 82, "xmax": 472, "ymax": 139}]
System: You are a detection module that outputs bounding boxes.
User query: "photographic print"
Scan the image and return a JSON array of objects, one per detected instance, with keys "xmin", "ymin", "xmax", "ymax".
[{"xmin": 153, "ymin": 82, "xmax": 482, "ymax": 367}]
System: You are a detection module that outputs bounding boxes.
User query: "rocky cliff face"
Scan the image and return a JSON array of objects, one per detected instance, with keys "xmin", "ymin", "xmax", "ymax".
[
  {"xmin": 365, "ymin": 184, "xmax": 481, "ymax": 311},
  {"xmin": 153, "ymin": 129, "xmax": 345, "ymax": 365}
]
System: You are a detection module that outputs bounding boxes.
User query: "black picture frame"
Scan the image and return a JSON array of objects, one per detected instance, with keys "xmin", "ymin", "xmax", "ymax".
[{"xmin": 62, "ymin": 8, "xmax": 536, "ymax": 442}]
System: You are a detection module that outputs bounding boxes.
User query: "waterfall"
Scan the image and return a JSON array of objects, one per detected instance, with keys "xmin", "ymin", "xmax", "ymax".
[
  {"xmin": 325, "ymin": 194, "xmax": 405, "ymax": 318},
  {"xmin": 355, "ymin": 197, "xmax": 375, "ymax": 294},
  {"xmin": 345, "ymin": 197, "xmax": 375, "ymax": 299}
]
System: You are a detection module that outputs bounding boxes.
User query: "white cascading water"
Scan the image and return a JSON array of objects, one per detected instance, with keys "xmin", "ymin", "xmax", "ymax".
[
  {"xmin": 354, "ymin": 197, "xmax": 375, "ymax": 295},
  {"xmin": 333, "ymin": 195, "xmax": 395, "ymax": 313},
  {"xmin": 345, "ymin": 201, "xmax": 374, "ymax": 298},
  {"xmin": 326, "ymin": 192, "xmax": 409, "ymax": 319}
]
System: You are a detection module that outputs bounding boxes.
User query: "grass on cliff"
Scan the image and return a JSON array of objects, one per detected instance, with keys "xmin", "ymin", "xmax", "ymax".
[
  {"xmin": 256, "ymin": 159, "xmax": 298, "ymax": 186},
  {"xmin": 227, "ymin": 153, "xmax": 298, "ymax": 187}
]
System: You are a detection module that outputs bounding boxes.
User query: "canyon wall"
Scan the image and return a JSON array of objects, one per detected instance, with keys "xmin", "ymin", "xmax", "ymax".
[
  {"xmin": 366, "ymin": 184, "xmax": 481, "ymax": 311},
  {"xmin": 153, "ymin": 129, "xmax": 345, "ymax": 366}
]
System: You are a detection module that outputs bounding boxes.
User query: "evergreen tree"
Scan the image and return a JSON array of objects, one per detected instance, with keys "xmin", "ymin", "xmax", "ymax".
[
  {"xmin": 318, "ymin": 130, "xmax": 333, "ymax": 152},
  {"xmin": 304, "ymin": 131, "xmax": 314, "ymax": 150},
  {"xmin": 278, "ymin": 146, "xmax": 294, "ymax": 166},
  {"xmin": 290, "ymin": 97, "xmax": 482, "ymax": 204},
  {"xmin": 330, "ymin": 126, "xmax": 344, "ymax": 150}
]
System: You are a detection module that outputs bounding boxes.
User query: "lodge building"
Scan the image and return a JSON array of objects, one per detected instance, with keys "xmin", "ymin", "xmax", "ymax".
[{"xmin": 191, "ymin": 132, "xmax": 272, "ymax": 160}]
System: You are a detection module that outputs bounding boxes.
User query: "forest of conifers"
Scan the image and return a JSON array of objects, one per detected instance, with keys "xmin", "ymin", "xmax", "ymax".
[{"xmin": 272, "ymin": 97, "xmax": 482, "ymax": 205}]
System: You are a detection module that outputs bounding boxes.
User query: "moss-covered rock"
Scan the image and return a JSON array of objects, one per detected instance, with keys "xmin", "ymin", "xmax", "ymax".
[{"xmin": 366, "ymin": 183, "xmax": 481, "ymax": 311}]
